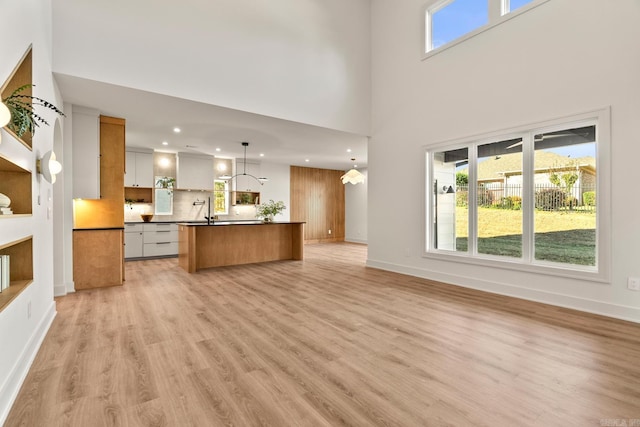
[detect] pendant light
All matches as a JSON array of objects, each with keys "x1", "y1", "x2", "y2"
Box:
[
  {"x1": 220, "y1": 142, "x2": 268, "y2": 184},
  {"x1": 341, "y1": 158, "x2": 365, "y2": 185}
]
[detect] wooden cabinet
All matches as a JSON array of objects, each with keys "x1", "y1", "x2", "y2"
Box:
[
  {"x1": 125, "y1": 149, "x2": 154, "y2": 187},
  {"x1": 73, "y1": 229, "x2": 124, "y2": 289},
  {"x1": 72, "y1": 116, "x2": 126, "y2": 289},
  {"x1": 124, "y1": 223, "x2": 144, "y2": 258},
  {"x1": 176, "y1": 153, "x2": 214, "y2": 190},
  {"x1": 73, "y1": 116, "x2": 125, "y2": 229},
  {"x1": 235, "y1": 161, "x2": 261, "y2": 191},
  {"x1": 72, "y1": 106, "x2": 101, "y2": 199}
]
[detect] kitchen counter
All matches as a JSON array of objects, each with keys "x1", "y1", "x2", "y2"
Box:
[{"x1": 178, "y1": 221, "x2": 304, "y2": 273}]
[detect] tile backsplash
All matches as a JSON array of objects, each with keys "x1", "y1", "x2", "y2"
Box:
[{"x1": 124, "y1": 189, "x2": 258, "y2": 222}]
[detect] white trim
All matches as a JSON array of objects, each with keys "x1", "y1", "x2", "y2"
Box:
[
  {"x1": 0, "y1": 301, "x2": 56, "y2": 426},
  {"x1": 423, "y1": 0, "x2": 552, "y2": 60},
  {"x1": 365, "y1": 259, "x2": 640, "y2": 323},
  {"x1": 423, "y1": 107, "x2": 611, "y2": 283}
]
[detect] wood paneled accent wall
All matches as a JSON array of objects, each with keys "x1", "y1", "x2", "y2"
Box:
[
  {"x1": 73, "y1": 116, "x2": 125, "y2": 228},
  {"x1": 290, "y1": 166, "x2": 345, "y2": 243}
]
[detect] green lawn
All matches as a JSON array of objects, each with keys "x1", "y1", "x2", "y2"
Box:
[{"x1": 454, "y1": 207, "x2": 596, "y2": 265}]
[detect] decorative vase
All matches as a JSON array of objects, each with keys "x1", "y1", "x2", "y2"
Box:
[
  {"x1": 263, "y1": 215, "x2": 274, "y2": 223},
  {"x1": 0, "y1": 193, "x2": 10, "y2": 208}
]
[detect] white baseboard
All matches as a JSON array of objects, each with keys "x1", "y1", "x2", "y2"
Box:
[
  {"x1": 366, "y1": 259, "x2": 640, "y2": 324},
  {"x1": 0, "y1": 301, "x2": 57, "y2": 426},
  {"x1": 53, "y1": 283, "x2": 67, "y2": 297},
  {"x1": 345, "y1": 237, "x2": 368, "y2": 244}
]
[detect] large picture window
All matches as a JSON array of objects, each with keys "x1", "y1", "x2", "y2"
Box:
[{"x1": 426, "y1": 111, "x2": 610, "y2": 281}]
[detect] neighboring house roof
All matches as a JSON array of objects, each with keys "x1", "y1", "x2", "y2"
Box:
[{"x1": 461, "y1": 152, "x2": 596, "y2": 181}]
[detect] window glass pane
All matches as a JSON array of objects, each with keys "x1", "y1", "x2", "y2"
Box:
[
  {"x1": 476, "y1": 138, "x2": 523, "y2": 258},
  {"x1": 431, "y1": 0, "x2": 488, "y2": 50},
  {"x1": 433, "y1": 148, "x2": 468, "y2": 252},
  {"x1": 214, "y1": 180, "x2": 228, "y2": 215},
  {"x1": 534, "y1": 126, "x2": 597, "y2": 266},
  {"x1": 508, "y1": 0, "x2": 535, "y2": 13}
]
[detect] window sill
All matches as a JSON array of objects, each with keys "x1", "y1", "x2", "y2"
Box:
[{"x1": 422, "y1": 250, "x2": 609, "y2": 284}]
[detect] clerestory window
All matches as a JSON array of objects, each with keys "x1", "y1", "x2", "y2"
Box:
[{"x1": 424, "y1": 0, "x2": 550, "y2": 56}]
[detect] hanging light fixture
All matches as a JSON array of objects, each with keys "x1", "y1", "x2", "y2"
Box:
[
  {"x1": 341, "y1": 158, "x2": 365, "y2": 185},
  {"x1": 220, "y1": 142, "x2": 268, "y2": 184}
]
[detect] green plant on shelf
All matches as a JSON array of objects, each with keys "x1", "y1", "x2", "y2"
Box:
[{"x1": 2, "y1": 84, "x2": 65, "y2": 137}]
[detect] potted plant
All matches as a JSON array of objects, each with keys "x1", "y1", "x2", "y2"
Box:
[
  {"x1": 2, "y1": 84, "x2": 64, "y2": 137},
  {"x1": 155, "y1": 176, "x2": 176, "y2": 195},
  {"x1": 256, "y1": 199, "x2": 286, "y2": 223}
]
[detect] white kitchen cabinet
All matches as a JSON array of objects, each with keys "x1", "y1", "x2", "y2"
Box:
[
  {"x1": 143, "y1": 223, "x2": 179, "y2": 257},
  {"x1": 235, "y1": 161, "x2": 261, "y2": 192},
  {"x1": 125, "y1": 149, "x2": 154, "y2": 187},
  {"x1": 72, "y1": 106, "x2": 101, "y2": 199},
  {"x1": 124, "y1": 223, "x2": 144, "y2": 258},
  {"x1": 177, "y1": 153, "x2": 214, "y2": 190}
]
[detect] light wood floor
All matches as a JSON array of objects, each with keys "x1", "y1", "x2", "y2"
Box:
[{"x1": 6, "y1": 243, "x2": 640, "y2": 426}]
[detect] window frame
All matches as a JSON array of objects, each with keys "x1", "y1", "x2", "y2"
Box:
[
  {"x1": 424, "y1": 108, "x2": 611, "y2": 283},
  {"x1": 423, "y1": 0, "x2": 551, "y2": 59},
  {"x1": 213, "y1": 179, "x2": 229, "y2": 215}
]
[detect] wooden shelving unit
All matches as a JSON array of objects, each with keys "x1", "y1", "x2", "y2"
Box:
[
  {"x1": 0, "y1": 154, "x2": 32, "y2": 217},
  {"x1": 0, "y1": 46, "x2": 33, "y2": 150},
  {"x1": 0, "y1": 46, "x2": 35, "y2": 313},
  {"x1": 0, "y1": 236, "x2": 34, "y2": 313},
  {"x1": 231, "y1": 191, "x2": 260, "y2": 206},
  {"x1": 125, "y1": 186, "x2": 153, "y2": 204}
]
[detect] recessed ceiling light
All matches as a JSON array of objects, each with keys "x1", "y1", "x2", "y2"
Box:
[
  {"x1": 162, "y1": 141, "x2": 169, "y2": 146},
  {"x1": 215, "y1": 148, "x2": 221, "y2": 152},
  {"x1": 354, "y1": 164, "x2": 358, "y2": 168},
  {"x1": 347, "y1": 148, "x2": 352, "y2": 153},
  {"x1": 173, "y1": 127, "x2": 181, "y2": 133},
  {"x1": 259, "y1": 153, "x2": 265, "y2": 157},
  {"x1": 305, "y1": 159, "x2": 310, "y2": 162}
]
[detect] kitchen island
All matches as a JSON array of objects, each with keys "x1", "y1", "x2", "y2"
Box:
[{"x1": 178, "y1": 221, "x2": 304, "y2": 273}]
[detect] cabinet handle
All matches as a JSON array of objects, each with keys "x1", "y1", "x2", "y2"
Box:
[
  {"x1": 156, "y1": 242, "x2": 171, "y2": 245},
  {"x1": 156, "y1": 230, "x2": 171, "y2": 233}
]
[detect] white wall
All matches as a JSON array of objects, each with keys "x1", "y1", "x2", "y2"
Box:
[
  {"x1": 51, "y1": 0, "x2": 372, "y2": 136},
  {"x1": 369, "y1": 0, "x2": 640, "y2": 321},
  {"x1": 0, "y1": 0, "x2": 59, "y2": 422},
  {"x1": 259, "y1": 162, "x2": 291, "y2": 222},
  {"x1": 345, "y1": 168, "x2": 367, "y2": 243}
]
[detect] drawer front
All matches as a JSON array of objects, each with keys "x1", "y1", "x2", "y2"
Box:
[
  {"x1": 143, "y1": 230, "x2": 179, "y2": 243},
  {"x1": 124, "y1": 223, "x2": 144, "y2": 232},
  {"x1": 143, "y1": 242, "x2": 178, "y2": 257},
  {"x1": 143, "y1": 223, "x2": 178, "y2": 232}
]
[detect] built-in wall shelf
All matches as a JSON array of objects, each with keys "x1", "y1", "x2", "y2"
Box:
[
  {"x1": 0, "y1": 154, "x2": 32, "y2": 216},
  {"x1": 0, "y1": 236, "x2": 34, "y2": 313},
  {"x1": 232, "y1": 191, "x2": 259, "y2": 206},
  {"x1": 125, "y1": 186, "x2": 153, "y2": 204},
  {"x1": 0, "y1": 46, "x2": 33, "y2": 150}
]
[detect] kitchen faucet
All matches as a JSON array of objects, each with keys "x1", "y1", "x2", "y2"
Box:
[{"x1": 204, "y1": 196, "x2": 214, "y2": 225}]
